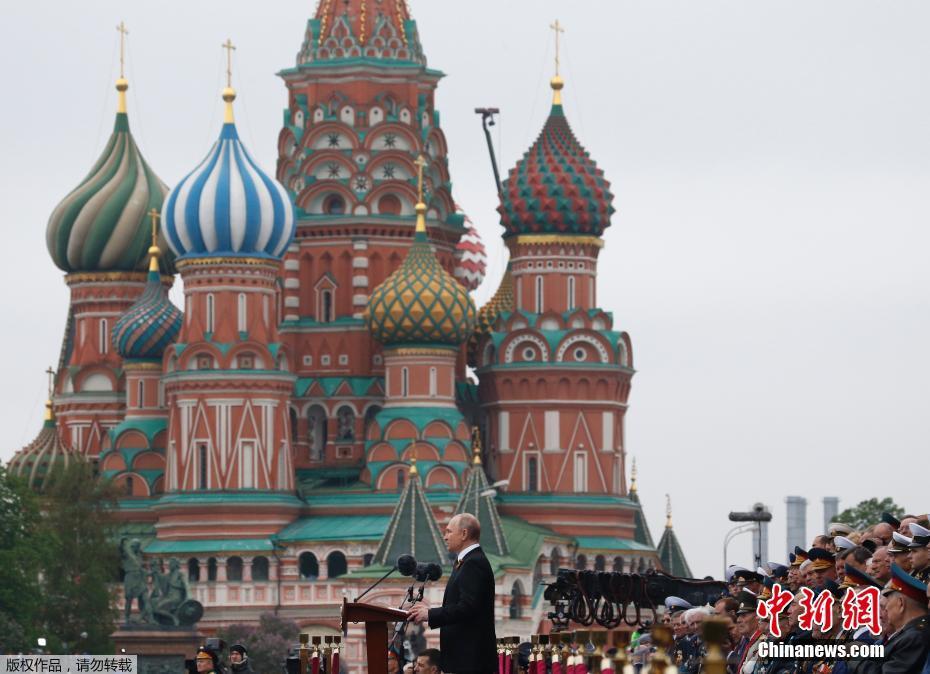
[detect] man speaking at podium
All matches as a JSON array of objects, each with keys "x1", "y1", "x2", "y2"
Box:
[{"x1": 409, "y1": 513, "x2": 497, "y2": 674}]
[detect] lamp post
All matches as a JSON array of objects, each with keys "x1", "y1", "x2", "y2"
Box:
[
  {"x1": 723, "y1": 523, "x2": 757, "y2": 577},
  {"x1": 728, "y1": 505, "x2": 773, "y2": 571}
]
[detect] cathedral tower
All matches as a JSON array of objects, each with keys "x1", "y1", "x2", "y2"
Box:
[
  {"x1": 476, "y1": 69, "x2": 636, "y2": 542},
  {"x1": 158, "y1": 58, "x2": 300, "y2": 539},
  {"x1": 275, "y1": 0, "x2": 479, "y2": 475},
  {"x1": 45, "y1": 51, "x2": 172, "y2": 459}
]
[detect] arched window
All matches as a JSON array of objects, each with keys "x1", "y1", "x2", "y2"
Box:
[
  {"x1": 299, "y1": 552, "x2": 319, "y2": 581},
  {"x1": 321, "y1": 290, "x2": 333, "y2": 323},
  {"x1": 207, "y1": 557, "x2": 218, "y2": 582},
  {"x1": 509, "y1": 581, "x2": 524, "y2": 619},
  {"x1": 401, "y1": 367, "x2": 409, "y2": 397},
  {"x1": 198, "y1": 443, "x2": 208, "y2": 490},
  {"x1": 613, "y1": 556, "x2": 624, "y2": 573},
  {"x1": 137, "y1": 380, "x2": 145, "y2": 409},
  {"x1": 324, "y1": 195, "x2": 346, "y2": 215},
  {"x1": 289, "y1": 408, "x2": 299, "y2": 442},
  {"x1": 327, "y1": 551, "x2": 348, "y2": 578},
  {"x1": 363, "y1": 405, "x2": 382, "y2": 438},
  {"x1": 549, "y1": 548, "x2": 562, "y2": 576},
  {"x1": 527, "y1": 456, "x2": 539, "y2": 492},
  {"x1": 535, "y1": 276, "x2": 544, "y2": 313},
  {"x1": 397, "y1": 467, "x2": 405, "y2": 491},
  {"x1": 99, "y1": 319, "x2": 109, "y2": 354},
  {"x1": 206, "y1": 294, "x2": 215, "y2": 333},
  {"x1": 336, "y1": 406, "x2": 355, "y2": 441},
  {"x1": 187, "y1": 558, "x2": 200, "y2": 582},
  {"x1": 568, "y1": 276, "x2": 576, "y2": 311},
  {"x1": 575, "y1": 554, "x2": 587, "y2": 571},
  {"x1": 595, "y1": 554, "x2": 606, "y2": 571},
  {"x1": 252, "y1": 556, "x2": 270, "y2": 581},
  {"x1": 363, "y1": 553, "x2": 374, "y2": 567},
  {"x1": 533, "y1": 556, "x2": 544, "y2": 588},
  {"x1": 125, "y1": 476, "x2": 134, "y2": 496},
  {"x1": 308, "y1": 406, "x2": 328, "y2": 459},
  {"x1": 378, "y1": 194, "x2": 401, "y2": 215},
  {"x1": 238, "y1": 293, "x2": 247, "y2": 332},
  {"x1": 227, "y1": 556, "x2": 243, "y2": 581}
]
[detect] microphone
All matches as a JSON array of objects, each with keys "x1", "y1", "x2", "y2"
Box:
[
  {"x1": 397, "y1": 554, "x2": 417, "y2": 577},
  {"x1": 426, "y1": 563, "x2": 442, "y2": 582},
  {"x1": 355, "y1": 555, "x2": 418, "y2": 602}
]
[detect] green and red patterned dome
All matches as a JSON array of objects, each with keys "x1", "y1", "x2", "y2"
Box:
[
  {"x1": 46, "y1": 79, "x2": 171, "y2": 273},
  {"x1": 366, "y1": 204, "x2": 476, "y2": 347},
  {"x1": 498, "y1": 78, "x2": 615, "y2": 239}
]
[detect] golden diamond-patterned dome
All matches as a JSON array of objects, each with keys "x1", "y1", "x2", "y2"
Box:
[
  {"x1": 467, "y1": 266, "x2": 514, "y2": 366},
  {"x1": 366, "y1": 205, "x2": 476, "y2": 347}
]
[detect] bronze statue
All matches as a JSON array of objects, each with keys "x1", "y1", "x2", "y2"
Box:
[{"x1": 120, "y1": 538, "x2": 153, "y2": 624}]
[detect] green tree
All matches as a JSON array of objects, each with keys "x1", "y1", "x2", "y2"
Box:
[
  {"x1": 0, "y1": 466, "x2": 44, "y2": 652},
  {"x1": 833, "y1": 497, "x2": 905, "y2": 531},
  {"x1": 38, "y1": 461, "x2": 119, "y2": 653},
  {"x1": 218, "y1": 613, "x2": 300, "y2": 674}
]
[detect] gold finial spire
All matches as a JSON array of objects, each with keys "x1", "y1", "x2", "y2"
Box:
[
  {"x1": 116, "y1": 21, "x2": 130, "y2": 113},
  {"x1": 222, "y1": 38, "x2": 237, "y2": 124},
  {"x1": 147, "y1": 209, "x2": 161, "y2": 273},
  {"x1": 471, "y1": 426, "x2": 482, "y2": 466},
  {"x1": 408, "y1": 442, "x2": 419, "y2": 475},
  {"x1": 665, "y1": 493, "x2": 673, "y2": 528},
  {"x1": 629, "y1": 456, "x2": 637, "y2": 494},
  {"x1": 44, "y1": 366, "x2": 55, "y2": 421},
  {"x1": 549, "y1": 19, "x2": 565, "y2": 106},
  {"x1": 414, "y1": 154, "x2": 428, "y2": 234}
]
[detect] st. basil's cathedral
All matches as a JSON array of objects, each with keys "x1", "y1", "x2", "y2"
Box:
[{"x1": 7, "y1": 0, "x2": 691, "y2": 664}]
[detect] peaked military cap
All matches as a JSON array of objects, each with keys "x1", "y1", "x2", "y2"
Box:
[
  {"x1": 808, "y1": 548, "x2": 836, "y2": 570},
  {"x1": 841, "y1": 563, "x2": 882, "y2": 590},
  {"x1": 908, "y1": 523, "x2": 930, "y2": 547},
  {"x1": 834, "y1": 536, "x2": 856, "y2": 552},
  {"x1": 881, "y1": 512, "x2": 902, "y2": 528},
  {"x1": 890, "y1": 532, "x2": 913, "y2": 554},
  {"x1": 883, "y1": 563, "x2": 928, "y2": 605}
]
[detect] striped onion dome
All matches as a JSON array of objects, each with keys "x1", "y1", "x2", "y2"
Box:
[
  {"x1": 112, "y1": 246, "x2": 182, "y2": 360},
  {"x1": 498, "y1": 77, "x2": 614, "y2": 239},
  {"x1": 467, "y1": 265, "x2": 514, "y2": 366},
  {"x1": 163, "y1": 88, "x2": 296, "y2": 261},
  {"x1": 7, "y1": 402, "x2": 75, "y2": 491},
  {"x1": 46, "y1": 83, "x2": 170, "y2": 273},
  {"x1": 452, "y1": 209, "x2": 487, "y2": 292},
  {"x1": 366, "y1": 203, "x2": 476, "y2": 347}
]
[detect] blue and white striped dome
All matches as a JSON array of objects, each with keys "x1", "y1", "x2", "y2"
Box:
[{"x1": 164, "y1": 118, "x2": 296, "y2": 260}]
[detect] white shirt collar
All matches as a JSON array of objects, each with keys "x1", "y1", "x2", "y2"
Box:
[{"x1": 458, "y1": 543, "x2": 480, "y2": 561}]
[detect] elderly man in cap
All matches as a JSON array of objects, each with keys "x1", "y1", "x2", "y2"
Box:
[
  {"x1": 734, "y1": 590, "x2": 762, "y2": 674},
  {"x1": 808, "y1": 548, "x2": 838, "y2": 586},
  {"x1": 863, "y1": 564, "x2": 930, "y2": 674},
  {"x1": 907, "y1": 523, "x2": 930, "y2": 584},
  {"x1": 893, "y1": 533, "x2": 916, "y2": 574}
]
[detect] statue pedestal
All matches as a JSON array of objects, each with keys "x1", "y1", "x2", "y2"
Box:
[{"x1": 112, "y1": 627, "x2": 204, "y2": 674}]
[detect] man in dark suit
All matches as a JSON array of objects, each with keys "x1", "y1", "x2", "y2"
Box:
[{"x1": 409, "y1": 513, "x2": 497, "y2": 674}]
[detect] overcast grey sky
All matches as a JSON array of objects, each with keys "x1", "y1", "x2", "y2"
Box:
[{"x1": 1, "y1": 1, "x2": 928, "y2": 580}]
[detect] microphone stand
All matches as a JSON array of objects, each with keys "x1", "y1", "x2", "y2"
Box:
[{"x1": 354, "y1": 566, "x2": 398, "y2": 602}]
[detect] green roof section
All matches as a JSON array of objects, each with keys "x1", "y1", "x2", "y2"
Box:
[
  {"x1": 374, "y1": 463, "x2": 447, "y2": 566},
  {"x1": 294, "y1": 376, "x2": 382, "y2": 398},
  {"x1": 277, "y1": 515, "x2": 391, "y2": 543},
  {"x1": 628, "y1": 488, "x2": 656, "y2": 549},
  {"x1": 656, "y1": 497, "x2": 692, "y2": 577},
  {"x1": 496, "y1": 493, "x2": 638, "y2": 507},
  {"x1": 575, "y1": 536, "x2": 655, "y2": 552},
  {"x1": 154, "y1": 491, "x2": 304, "y2": 507},
  {"x1": 145, "y1": 539, "x2": 275, "y2": 554},
  {"x1": 454, "y1": 450, "x2": 508, "y2": 556}
]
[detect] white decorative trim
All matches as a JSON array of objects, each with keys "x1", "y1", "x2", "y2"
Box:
[
  {"x1": 352, "y1": 275, "x2": 368, "y2": 287},
  {"x1": 284, "y1": 278, "x2": 300, "y2": 289},
  {"x1": 504, "y1": 335, "x2": 549, "y2": 364},
  {"x1": 284, "y1": 260, "x2": 300, "y2": 271},
  {"x1": 556, "y1": 335, "x2": 609, "y2": 364},
  {"x1": 284, "y1": 297, "x2": 300, "y2": 308},
  {"x1": 352, "y1": 257, "x2": 369, "y2": 268}
]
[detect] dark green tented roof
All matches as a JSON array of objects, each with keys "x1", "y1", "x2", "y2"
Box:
[
  {"x1": 628, "y1": 490, "x2": 656, "y2": 548},
  {"x1": 374, "y1": 465, "x2": 448, "y2": 566},
  {"x1": 657, "y1": 524, "x2": 692, "y2": 578},
  {"x1": 454, "y1": 462, "x2": 508, "y2": 556}
]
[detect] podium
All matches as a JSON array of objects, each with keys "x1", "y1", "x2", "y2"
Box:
[{"x1": 341, "y1": 598, "x2": 410, "y2": 674}]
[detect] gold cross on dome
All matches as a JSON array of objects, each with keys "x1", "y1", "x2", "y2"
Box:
[
  {"x1": 45, "y1": 366, "x2": 55, "y2": 397},
  {"x1": 149, "y1": 208, "x2": 160, "y2": 246},
  {"x1": 222, "y1": 38, "x2": 236, "y2": 88},
  {"x1": 116, "y1": 21, "x2": 129, "y2": 78},
  {"x1": 414, "y1": 154, "x2": 428, "y2": 203},
  {"x1": 550, "y1": 19, "x2": 565, "y2": 76}
]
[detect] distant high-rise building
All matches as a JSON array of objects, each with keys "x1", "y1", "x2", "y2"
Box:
[
  {"x1": 823, "y1": 497, "x2": 840, "y2": 532},
  {"x1": 786, "y1": 496, "x2": 808, "y2": 556}
]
